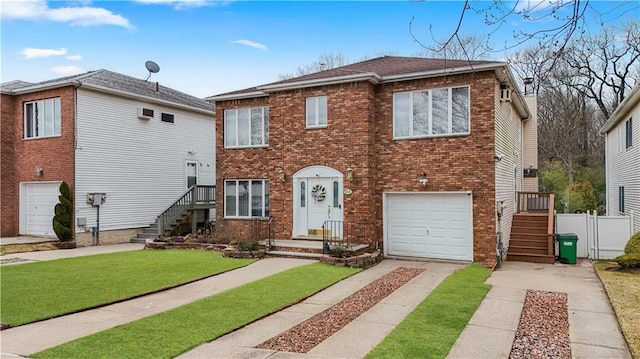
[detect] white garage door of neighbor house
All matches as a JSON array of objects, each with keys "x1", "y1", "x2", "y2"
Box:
[
  {"x1": 23, "y1": 182, "x2": 61, "y2": 236},
  {"x1": 385, "y1": 192, "x2": 473, "y2": 261}
]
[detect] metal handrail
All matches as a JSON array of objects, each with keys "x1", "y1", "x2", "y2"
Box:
[{"x1": 157, "y1": 185, "x2": 216, "y2": 236}]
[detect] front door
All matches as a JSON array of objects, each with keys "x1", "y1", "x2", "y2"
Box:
[
  {"x1": 293, "y1": 166, "x2": 344, "y2": 237},
  {"x1": 186, "y1": 161, "x2": 197, "y2": 189}
]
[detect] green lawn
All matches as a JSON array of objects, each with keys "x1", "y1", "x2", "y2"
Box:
[
  {"x1": 366, "y1": 264, "x2": 492, "y2": 359},
  {"x1": 33, "y1": 263, "x2": 360, "y2": 359},
  {"x1": 1, "y1": 250, "x2": 255, "y2": 326}
]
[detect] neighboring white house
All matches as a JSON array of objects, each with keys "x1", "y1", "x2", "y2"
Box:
[
  {"x1": 1, "y1": 70, "x2": 215, "y2": 245},
  {"x1": 599, "y1": 83, "x2": 640, "y2": 235}
]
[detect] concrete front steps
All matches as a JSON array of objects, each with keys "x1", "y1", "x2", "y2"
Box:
[
  {"x1": 264, "y1": 238, "x2": 369, "y2": 260},
  {"x1": 507, "y1": 212, "x2": 555, "y2": 264},
  {"x1": 131, "y1": 224, "x2": 158, "y2": 244}
]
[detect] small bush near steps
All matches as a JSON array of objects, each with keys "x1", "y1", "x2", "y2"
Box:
[{"x1": 615, "y1": 232, "x2": 640, "y2": 269}]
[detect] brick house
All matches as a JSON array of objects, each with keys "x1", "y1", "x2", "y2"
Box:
[
  {"x1": 1, "y1": 70, "x2": 215, "y2": 245},
  {"x1": 207, "y1": 56, "x2": 541, "y2": 266}
]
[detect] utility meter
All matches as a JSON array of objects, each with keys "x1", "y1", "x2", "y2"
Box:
[{"x1": 86, "y1": 193, "x2": 107, "y2": 206}]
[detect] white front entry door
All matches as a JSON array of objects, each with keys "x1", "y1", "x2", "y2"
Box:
[{"x1": 293, "y1": 166, "x2": 343, "y2": 237}]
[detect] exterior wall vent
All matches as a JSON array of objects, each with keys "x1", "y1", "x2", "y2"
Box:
[
  {"x1": 500, "y1": 83, "x2": 512, "y2": 103},
  {"x1": 137, "y1": 107, "x2": 154, "y2": 120}
]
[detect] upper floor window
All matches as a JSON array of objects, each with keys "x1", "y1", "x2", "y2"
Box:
[
  {"x1": 306, "y1": 96, "x2": 327, "y2": 128},
  {"x1": 224, "y1": 107, "x2": 269, "y2": 148},
  {"x1": 161, "y1": 112, "x2": 175, "y2": 123},
  {"x1": 24, "y1": 97, "x2": 61, "y2": 139},
  {"x1": 393, "y1": 86, "x2": 470, "y2": 139},
  {"x1": 626, "y1": 117, "x2": 633, "y2": 149}
]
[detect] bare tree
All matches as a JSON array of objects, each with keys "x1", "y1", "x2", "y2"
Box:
[
  {"x1": 415, "y1": 34, "x2": 492, "y2": 60},
  {"x1": 557, "y1": 20, "x2": 640, "y2": 119},
  {"x1": 411, "y1": 0, "x2": 638, "y2": 62},
  {"x1": 278, "y1": 53, "x2": 351, "y2": 80}
]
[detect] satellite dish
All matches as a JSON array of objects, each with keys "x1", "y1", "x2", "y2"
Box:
[{"x1": 144, "y1": 60, "x2": 160, "y2": 81}]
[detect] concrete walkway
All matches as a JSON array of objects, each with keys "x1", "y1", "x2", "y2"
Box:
[
  {"x1": 447, "y1": 260, "x2": 632, "y2": 359},
  {"x1": 177, "y1": 260, "x2": 464, "y2": 359},
  {"x1": 1, "y1": 243, "x2": 144, "y2": 265},
  {"x1": 0, "y1": 256, "x2": 315, "y2": 358},
  {"x1": 0, "y1": 243, "x2": 632, "y2": 359},
  {"x1": 0, "y1": 236, "x2": 57, "y2": 246}
]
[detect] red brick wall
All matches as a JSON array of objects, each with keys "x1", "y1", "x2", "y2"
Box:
[
  {"x1": 215, "y1": 72, "x2": 498, "y2": 266},
  {"x1": 0, "y1": 87, "x2": 76, "y2": 237},
  {"x1": 1, "y1": 94, "x2": 17, "y2": 236}
]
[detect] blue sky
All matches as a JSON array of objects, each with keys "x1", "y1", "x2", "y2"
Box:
[{"x1": 1, "y1": 1, "x2": 638, "y2": 98}]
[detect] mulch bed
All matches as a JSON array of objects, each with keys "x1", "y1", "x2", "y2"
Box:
[
  {"x1": 257, "y1": 267, "x2": 425, "y2": 353},
  {"x1": 509, "y1": 289, "x2": 571, "y2": 359}
]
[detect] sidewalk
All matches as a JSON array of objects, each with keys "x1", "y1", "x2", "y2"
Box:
[
  {"x1": 447, "y1": 260, "x2": 632, "y2": 359},
  {"x1": 1, "y1": 243, "x2": 144, "y2": 265}
]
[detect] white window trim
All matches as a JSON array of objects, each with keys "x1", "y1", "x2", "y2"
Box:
[
  {"x1": 306, "y1": 96, "x2": 328, "y2": 129},
  {"x1": 393, "y1": 86, "x2": 470, "y2": 140},
  {"x1": 224, "y1": 107, "x2": 269, "y2": 149},
  {"x1": 24, "y1": 97, "x2": 62, "y2": 139},
  {"x1": 224, "y1": 179, "x2": 269, "y2": 218}
]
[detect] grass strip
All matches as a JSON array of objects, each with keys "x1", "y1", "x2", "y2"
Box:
[
  {"x1": 1, "y1": 250, "x2": 255, "y2": 326},
  {"x1": 33, "y1": 263, "x2": 360, "y2": 359},
  {"x1": 594, "y1": 261, "x2": 640, "y2": 359},
  {"x1": 366, "y1": 264, "x2": 492, "y2": 359}
]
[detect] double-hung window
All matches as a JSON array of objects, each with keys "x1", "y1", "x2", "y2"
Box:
[
  {"x1": 24, "y1": 97, "x2": 61, "y2": 139},
  {"x1": 626, "y1": 118, "x2": 633, "y2": 149},
  {"x1": 224, "y1": 179, "x2": 270, "y2": 218},
  {"x1": 306, "y1": 96, "x2": 327, "y2": 128},
  {"x1": 224, "y1": 107, "x2": 269, "y2": 148},
  {"x1": 393, "y1": 86, "x2": 470, "y2": 139}
]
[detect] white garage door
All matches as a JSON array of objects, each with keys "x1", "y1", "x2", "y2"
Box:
[
  {"x1": 22, "y1": 182, "x2": 61, "y2": 236},
  {"x1": 385, "y1": 192, "x2": 473, "y2": 261}
]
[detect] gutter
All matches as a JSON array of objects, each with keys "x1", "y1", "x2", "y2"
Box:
[{"x1": 599, "y1": 84, "x2": 640, "y2": 134}]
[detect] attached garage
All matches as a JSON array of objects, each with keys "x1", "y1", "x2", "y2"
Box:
[
  {"x1": 20, "y1": 182, "x2": 61, "y2": 236},
  {"x1": 384, "y1": 192, "x2": 473, "y2": 261}
]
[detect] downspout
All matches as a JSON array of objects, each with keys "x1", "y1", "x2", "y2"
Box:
[{"x1": 73, "y1": 81, "x2": 82, "y2": 241}]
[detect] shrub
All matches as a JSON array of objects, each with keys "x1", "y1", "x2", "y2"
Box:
[
  {"x1": 52, "y1": 181, "x2": 73, "y2": 242},
  {"x1": 623, "y1": 232, "x2": 640, "y2": 255},
  {"x1": 236, "y1": 240, "x2": 259, "y2": 252},
  {"x1": 615, "y1": 232, "x2": 640, "y2": 268}
]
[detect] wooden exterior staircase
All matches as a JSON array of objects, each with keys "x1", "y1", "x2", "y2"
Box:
[
  {"x1": 132, "y1": 185, "x2": 215, "y2": 243},
  {"x1": 507, "y1": 192, "x2": 556, "y2": 264}
]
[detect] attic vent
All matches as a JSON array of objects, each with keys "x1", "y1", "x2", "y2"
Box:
[
  {"x1": 500, "y1": 83, "x2": 512, "y2": 103},
  {"x1": 138, "y1": 107, "x2": 154, "y2": 120}
]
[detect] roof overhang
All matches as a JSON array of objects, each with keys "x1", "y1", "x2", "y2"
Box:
[
  {"x1": 207, "y1": 62, "x2": 530, "y2": 119},
  {"x1": 3, "y1": 80, "x2": 214, "y2": 116},
  {"x1": 79, "y1": 83, "x2": 214, "y2": 116},
  {"x1": 599, "y1": 84, "x2": 640, "y2": 135}
]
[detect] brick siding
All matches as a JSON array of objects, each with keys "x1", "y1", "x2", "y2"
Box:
[
  {"x1": 0, "y1": 87, "x2": 76, "y2": 237},
  {"x1": 215, "y1": 72, "x2": 500, "y2": 266}
]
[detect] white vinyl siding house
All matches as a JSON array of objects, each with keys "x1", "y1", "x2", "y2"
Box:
[
  {"x1": 600, "y1": 84, "x2": 640, "y2": 234},
  {"x1": 74, "y1": 88, "x2": 215, "y2": 233},
  {"x1": 494, "y1": 83, "x2": 527, "y2": 250}
]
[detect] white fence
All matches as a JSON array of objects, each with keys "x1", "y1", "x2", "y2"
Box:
[{"x1": 555, "y1": 211, "x2": 635, "y2": 259}]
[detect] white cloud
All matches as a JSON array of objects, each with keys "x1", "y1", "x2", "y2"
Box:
[
  {"x1": 51, "y1": 65, "x2": 85, "y2": 75},
  {"x1": 20, "y1": 47, "x2": 68, "y2": 59},
  {"x1": 0, "y1": 0, "x2": 132, "y2": 28},
  {"x1": 231, "y1": 39, "x2": 268, "y2": 51},
  {"x1": 66, "y1": 54, "x2": 83, "y2": 60},
  {"x1": 133, "y1": 0, "x2": 210, "y2": 9}
]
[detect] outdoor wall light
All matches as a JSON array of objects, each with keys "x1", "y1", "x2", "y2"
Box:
[
  {"x1": 187, "y1": 150, "x2": 196, "y2": 155},
  {"x1": 34, "y1": 166, "x2": 43, "y2": 176},
  {"x1": 346, "y1": 167, "x2": 354, "y2": 181},
  {"x1": 278, "y1": 169, "x2": 285, "y2": 182},
  {"x1": 418, "y1": 172, "x2": 428, "y2": 187}
]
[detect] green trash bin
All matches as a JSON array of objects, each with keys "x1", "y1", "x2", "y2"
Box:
[{"x1": 556, "y1": 233, "x2": 579, "y2": 264}]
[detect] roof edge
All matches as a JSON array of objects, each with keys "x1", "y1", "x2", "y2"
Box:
[
  {"x1": 79, "y1": 83, "x2": 214, "y2": 115},
  {"x1": 599, "y1": 84, "x2": 640, "y2": 134},
  {"x1": 206, "y1": 91, "x2": 268, "y2": 102}
]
